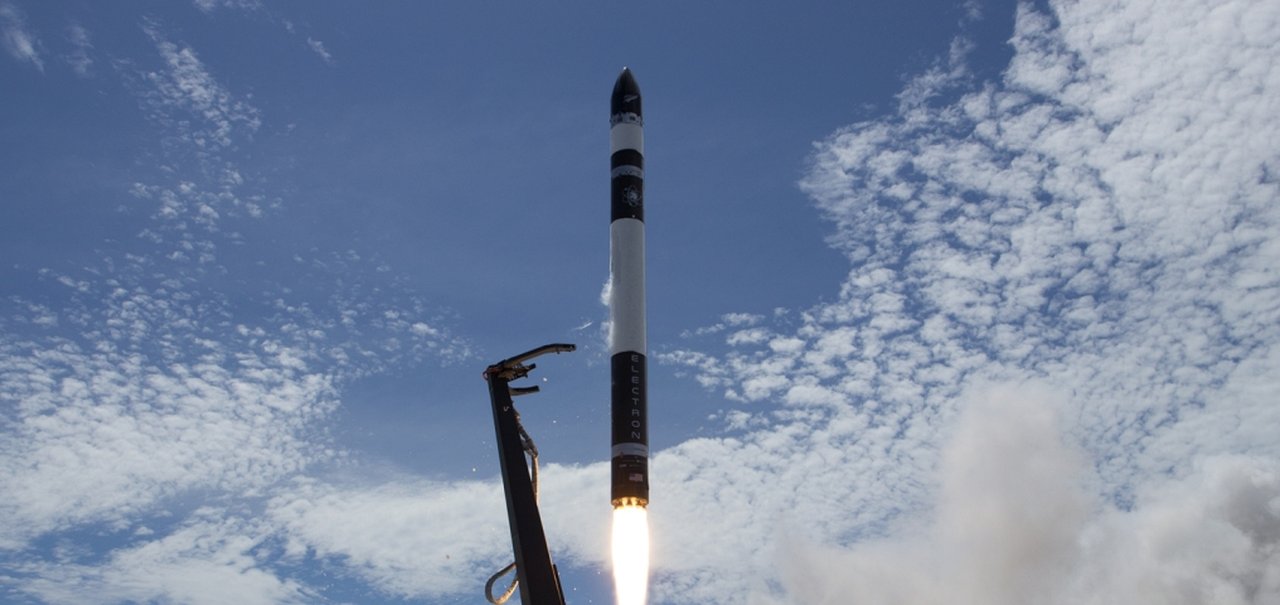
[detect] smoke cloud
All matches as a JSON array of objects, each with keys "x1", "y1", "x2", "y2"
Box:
[{"x1": 765, "y1": 383, "x2": 1280, "y2": 605}]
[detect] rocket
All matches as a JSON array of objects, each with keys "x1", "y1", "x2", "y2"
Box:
[{"x1": 610, "y1": 67, "x2": 648, "y2": 509}]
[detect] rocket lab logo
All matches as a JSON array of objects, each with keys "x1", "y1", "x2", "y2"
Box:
[
  {"x1": 624, "y1": 94, "x2": 639, "y2": 104},
  {"x1": 623, "y1": 185, "x2": 642, "y2": 207}
]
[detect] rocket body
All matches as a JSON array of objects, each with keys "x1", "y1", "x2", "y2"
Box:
[{"x1": 610, "y1": 68, "x2": 648, "y2": 509}]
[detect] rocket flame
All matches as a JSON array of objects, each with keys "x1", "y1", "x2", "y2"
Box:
[{"x1": 611, "y1": 505, "x2": 650, "y2": 605}]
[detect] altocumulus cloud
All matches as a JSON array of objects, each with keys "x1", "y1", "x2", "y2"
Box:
[
  {"x1": 655, "y1": 0, "x2": 1280, "y2": 602},
  {"x1": 1, "y1": 16, "x2": 468, "y2": 603},
  {"x1": 0, "y1": 311, "x2": 338, "y2": 548}
]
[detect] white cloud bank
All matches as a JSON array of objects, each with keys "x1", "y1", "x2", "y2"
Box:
[
  {"x1": 0, "y1": 316, "x2": 337, "y2": 548},
  {"x1": 12, "y1": 510, "x2": 312, "y2": 605}
]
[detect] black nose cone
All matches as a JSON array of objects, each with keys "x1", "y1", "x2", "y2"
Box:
[{"x1": 611, "y1": 67, "x2": 642, "y2": 117}]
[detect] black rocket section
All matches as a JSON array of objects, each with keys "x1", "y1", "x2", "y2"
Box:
[
  {"x1": 611, "y1": 149, "x2": 645, "y2": 222},
  {"x1": 611, "y1": 69, "x2": 644, "y2": 223},
  {"x1": 610, "y1": 67, "x2": 649, "y2": 508},
  {"x1": 611, "y1": 68, "x2": 641, "y2": 116},
  {"x1": 610, "y1": 352, "x2": 648, "y2": 504}
]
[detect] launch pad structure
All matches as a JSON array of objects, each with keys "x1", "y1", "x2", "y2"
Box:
[{"x1": 482, "y1": 343, "x2": 575, "y2": 605}]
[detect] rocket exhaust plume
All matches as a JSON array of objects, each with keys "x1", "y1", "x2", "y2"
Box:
[
  {"x1": 610, "y1": 67, "x2": 649, "y2": 605},
  {"x1": 612, "y1": 505, "x2": 650, "y2": 605}
]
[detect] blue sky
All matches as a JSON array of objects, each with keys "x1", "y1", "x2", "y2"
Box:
[{"x1": 2, "y1": 1, "x2": 1279, "y2": 604}]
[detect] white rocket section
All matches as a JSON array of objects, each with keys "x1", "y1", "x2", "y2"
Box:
[
  {"x1": 609, "y1": 219, "x2": 646, "y2": 356},
  {"x1": 610, "y1": 123, "x2": 644, "y2": 155}
]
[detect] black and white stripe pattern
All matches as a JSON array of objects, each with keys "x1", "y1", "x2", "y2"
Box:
[{"x1": 610, "y1": 68, "x2": 648, "y2": 508}]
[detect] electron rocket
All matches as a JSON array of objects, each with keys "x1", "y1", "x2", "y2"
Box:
[{"x1": 610, "y1": 67, "x2": 648, "y2": 509}]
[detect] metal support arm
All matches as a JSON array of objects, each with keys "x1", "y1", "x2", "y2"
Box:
[{"x1": 483, "y1": 343, "x2": 574, "y2": 605}]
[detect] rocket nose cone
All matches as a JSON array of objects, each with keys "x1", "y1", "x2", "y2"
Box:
[{"x1": 611, "y1": 68, "x2": 641, "y2": 116}]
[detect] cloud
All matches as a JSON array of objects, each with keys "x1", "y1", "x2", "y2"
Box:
[
  {"x1": 769, "y1": 383, "x2": 1089, "y2": 605},
  {"x1": 670, "y1": 0, "x2": 1279, "y2": 487},
  {"x1": 1074, "y1": 457, "x2": 1280, "y2": 604},
  {"x1": 2, "y1": 18, "x2": 302, "y2": 559},
  {"x1": 64, "y1": 23, "x2": 92, "y2": 76},
  {"x1": 679, "y1": 312, "x2": 766, "y2": 338},
  {"x1": 137, "y1": 25, "x2": 262, "y2": 152},
  {"x1": 1, "y1": 238, "x2": 471, "y2": 600},
  {"x1": 0, "y1": 21, "x2": 468, "y2": 601},
  {"x1": 306, "y1": 37, "x2": 333, "y2": 64},
  {"x1": 656, "y1": 0, "x2": 1280, "y2": 599},
  {"x1": 266, "y1": 477, "x2": 509, "y2": 597},
  {"x1": 192, "y1": 0, "x2": 263, "y2": 14},
  {"x1": 113, "y1": 25, "x2": 267, "y2": 251},
  {"x1": 10, "y1": 510, "x2": 312, "y2": 605},
  {"x1": 0, "y1": 1, "x2": 43, "y2": 70},
  {"x1": 766, "y1": 384, "x2": 1280, "y2": 605},
  {"x1": 0, "y1": 286, "x2": 340, "y2": 548},
  {"x1": 262, "y1": 460, "x2": 610, "y2": 600},
  {"x1": 0, "y1": 5, "x2": 474, "y2": 603}
]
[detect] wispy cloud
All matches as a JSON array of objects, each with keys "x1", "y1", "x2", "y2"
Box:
[
  {"x1": 0, "y1": 1, "x2": 43, "y2": 70},
  {"x1": 138, "y1": 24, "x2": 262, "y2": 152},
  {"x1": 306, "y1": 37, "x2": 333, "y2": 64},
  {"x1": 192, "y1": 0, "x2": 263, "y2": 15},
  {"x1": 191, "y1": 0, "x2": 332, "y2": 67},
  {"x1": 64, "y1": 22, "x2": 92, "y2": 76},
  {"x1": 120, "y1": 22, "x2": 267, "y2": 263}
]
